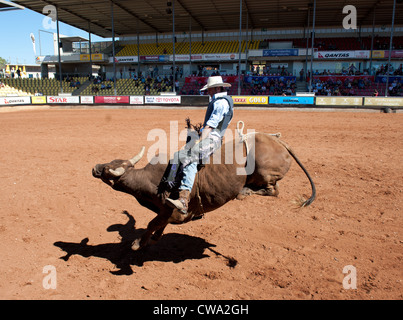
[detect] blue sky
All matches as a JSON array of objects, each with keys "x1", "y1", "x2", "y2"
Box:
[{"x1": 0, "y1": 5, "x2": 106, "y2": 66}]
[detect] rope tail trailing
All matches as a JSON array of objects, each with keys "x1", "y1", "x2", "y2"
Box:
[{"x1": 276, "y1": 139, "x2": 316, "y2": 207}]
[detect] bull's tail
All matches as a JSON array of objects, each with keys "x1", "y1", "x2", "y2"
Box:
[{"x1": 276, "y1": 139, "x2": 316, "y2": 207}]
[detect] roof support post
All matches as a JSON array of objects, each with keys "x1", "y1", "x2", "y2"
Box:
[
  {"x1": 189, "y1": 15, "x2": 192, "y2": 76},
  {"x1": 309, "y1": 0, "x2": 316, "y2": 93},
  {"x1": 88, "y1": 20, "x2": 92, "y2": 80},
  {"x1": 385, "y1": 0, "x2": 396, "y2": 97},
  {"x1": 237, "y1": 0, "x2": 242, "y2": 95},
  {"x1": 304, "y1": 8, "x2": 310, "y2": 83},
  {"x1": 172, "y1": 0, "x2": 176, "y2": 93},
  {"x1": 369, "y1": 9, "x2": 375, "y2": 76},
  {"x1": 111, "y1": 0, "x2": 117, "y2": 95},
  {"x1": 56, "y1": 6, "x2": 63, "y2": 93}
]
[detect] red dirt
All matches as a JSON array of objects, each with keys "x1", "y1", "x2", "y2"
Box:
[{"x1": 0, "y1": 107, "x2": 402, "y2": 300}]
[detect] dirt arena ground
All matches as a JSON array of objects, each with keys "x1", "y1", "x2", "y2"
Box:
[{"x1": 0, "y1": 106, "x2": 402, "y2": 300}]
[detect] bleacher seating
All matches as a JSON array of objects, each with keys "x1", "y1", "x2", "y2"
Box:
[
  {"x1": 117, "y1": 40, "x2": 260, "y2": 56},
  {"x1": 0, "y1": 77, "x2": 87, "y2": 96},
  {"x1": 81, "y1": 77, "x2": 172, "y2": 96}
]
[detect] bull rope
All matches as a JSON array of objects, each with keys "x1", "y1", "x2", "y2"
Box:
[
  {"x1": 236, "y1": 120, "x2": 282, "y2": 158},
  {"x1": 236, "y1": 121, "x2": 250, "y2": 156}
]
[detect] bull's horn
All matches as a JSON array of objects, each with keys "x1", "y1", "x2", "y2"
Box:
[
  {"x1": 109, "y1": 167, "x2": 125, "y2": 177},
  {"x1": 129, "y1": 146, "x2": 145, "y2": 165}
]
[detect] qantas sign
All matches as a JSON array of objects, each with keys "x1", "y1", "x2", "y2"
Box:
[{"x1": 316, "y1": 51, "x2": 355, "y2": 59}]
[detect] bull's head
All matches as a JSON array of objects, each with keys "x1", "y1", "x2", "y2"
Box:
[{"x1": 92, "y1": 146, "x2": 145, "y2": 187}]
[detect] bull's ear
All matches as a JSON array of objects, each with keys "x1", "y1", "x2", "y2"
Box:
[
  {"x1": 109, "y1": 167, "x2": 125, "y2": 177},
  {"x1": 129, "y1": 146, "x2": 145, "y2": 166}
]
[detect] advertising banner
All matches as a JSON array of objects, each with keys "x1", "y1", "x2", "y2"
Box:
[
  {"x1": 47, "y1": 96, "x2": 80, "y2": 104},
  {"x1": 173, "y1": 54, "x2": 203, "y2": 61},
  {"x1": 80, "y1": 96, "x2": 94, "y2": 104},
  {"x1": 232, "y1": 96, "x2": 268, "y2": 105},
  {"x1": 263, "y1": 49, "x2": 298, "y2": 57},
  {"x1": 364, "y1": 97, "x2": 403, "y2": 107},
  {"x1": 144, "y1": 96, "x2": 181, "y2": 104},
  {"x1": 94, "y1": 96, "x2": 130, "y2": 104},
  {"x1": 354, "y1": 51, "x2": 370, "y2": 59},
  {"x1": 109, "y1": 56, "x2": 139, "y2": 63},
  {"x1": 315, "y1": 51, "x2": 355, "y2": 59},
  {"x1": 140, "y1": 55, "x2": 168, "y2": 62},
  {"x1": 381, "y1": 50, "x2": 403, "y2": 58},
  {"x1": 31, "y1": 96, "x2": 47, "y2": 104},
  {"x1": 390, "y1": 50, "x2": 403, "y2": 58},
  {"x1": 316, "y1": 97, "x2": 363, "y2": 106},
  {"x1": 269, "y1": 96, "x2": 314, "y2": 105},
  {"x1": 0, "y1": 96, "x2": 31, "y2": 105},
  {"x1": 130, "y1": 96, "x2": 144, "y2": 104},
  {"x1": 203, "y1": 53, "x2": 240, "y2": 61},
  {"x1": 80, "y1": 54, "x2": 105, "y2": 61},
  {"x1": 370, "y1": 50, "x2": 384, "y2": 59}
]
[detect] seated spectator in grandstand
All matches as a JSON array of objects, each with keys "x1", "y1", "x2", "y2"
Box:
[
  {"x1": 106, "y1": 83, "x2": 112, "y2": 90},
  {"x1": 101, "y1": 83, "x2": 106, "y2": 90},
  {"x1": 70, "y1": 80, "x2": 76, "y2": 87},
  {"x1": 348, "y1": 88, "x2": 355, "y2": 96},
  {"x1": 0, "y1": 81, "x2": 4, "y2": 88}
]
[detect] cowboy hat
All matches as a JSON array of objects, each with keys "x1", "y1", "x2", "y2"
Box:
[{"x1": 201, "y1": 76, "x2": 231, "y2": 91}]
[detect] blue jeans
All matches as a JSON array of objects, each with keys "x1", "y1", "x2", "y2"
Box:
[{"x1": 178, "y1": 134, "x2": 221, "y2": 191}]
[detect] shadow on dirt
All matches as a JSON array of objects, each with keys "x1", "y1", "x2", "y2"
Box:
[{"x1": 54, "y1": 211, "x2": 217, "y2": 275}]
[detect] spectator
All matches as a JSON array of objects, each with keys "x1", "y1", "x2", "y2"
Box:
[{"x1": 299, "y1": 69, "x2": 304, "y2": 82}]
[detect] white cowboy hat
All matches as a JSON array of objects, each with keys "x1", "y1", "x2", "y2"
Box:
[{"x1": 200, "y1": 76, "x2": 231, "y2": 91}]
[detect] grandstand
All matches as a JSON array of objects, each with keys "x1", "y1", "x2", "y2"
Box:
[{"x1": 1, "y1": 1, "x2": 402, "y2": 100}]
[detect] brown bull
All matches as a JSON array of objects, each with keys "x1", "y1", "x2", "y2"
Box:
[{"x1": 92, "y1": 130, "x2": 316, "y2": 251}]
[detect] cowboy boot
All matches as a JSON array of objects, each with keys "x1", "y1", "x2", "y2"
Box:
[{"x1": 166, "y1": 189, "x2": 190, "y2": 214}]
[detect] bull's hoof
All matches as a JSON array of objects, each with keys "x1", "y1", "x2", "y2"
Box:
[
  {"x1": 131, "y1": 239, "x2": 142, "y2": 251},
  {"x1": 169, "y1": 209, "x2": 188, "y2": 224}
]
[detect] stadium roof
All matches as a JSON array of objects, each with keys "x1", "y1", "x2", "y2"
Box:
[
  {"x1": 13, "y1": 0, "x2": 403, "y2": 38},
  {"x1": 0, "y1": 0, "x2": 24, "y2": 11}
]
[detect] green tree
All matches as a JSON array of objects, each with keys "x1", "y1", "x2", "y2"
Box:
[{"x1": 0, "y1": 56, "x2": 7, "y2": 70}]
